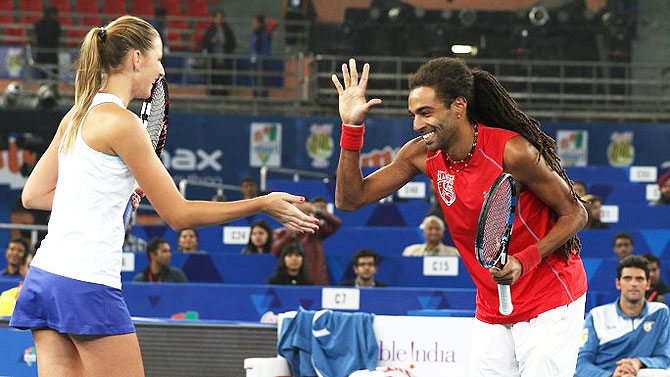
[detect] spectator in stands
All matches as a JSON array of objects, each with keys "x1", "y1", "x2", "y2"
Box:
[
  {"x1": 402, "y1": 215, "x2": 459, "y2": 257},
  {"x1": 240, "y1": 176, "x2": 259, "y2": 199},
  {"x1": 573, "y1": 180, "x2": 588, "y2": 198},
  {"x1": 150, "y1": 7, "x2": 168, "y2": 54},
  {"x1": 1, "y1": 238, "x2": 28, "y2": 280},
  {"x1": 212, "y1": 192, "x2": 227, "y2": 202},
  {"x1": 272, "y1": 199, "x2": 341, "y2": 285},
  {"x1": 645, "y1": 253, "x2": 668, "y2": 303},
  {"x1": 311, "y1": 196, "x2": 329, "y2": 213},
  {"x1": 201, "y1": 10, "x2": 236, "y2": 96},
  {"x1": 242, "y1": 219, "x2": 273, "y2": 254},
  {"x1": 250, "y1": 13, "x2": 272, "y2": 97},
  {"x1": 613, "y1": 232, "x2": 635, "y2": 259},
  {"x1": 134, "y1": 238, "x2": 187, "y2": 283},
  {"x1": 267, "y1": 244, "x2": 312, "y2": 285},
  {"x1": 34, "y1": 7, "x2": 61, "y2": 80},
  {"x1": 177, "y1": 228, "x2": 205, "y2": 254},
  {"x1": 583, "y1": 194, "x2": 610, "y2": 229},
  {"x1": 0, "y1": 250, "x2": 33, "y2": 316},
  {"x1": 340, "y1": 249, "x2": 387, "y2": 288},
  {"x1": 652, "y1": 173, "x2": 670, "y2": 206},
  {"x1": 575, "y1": 256, "x2": 670, "y2": 377}
]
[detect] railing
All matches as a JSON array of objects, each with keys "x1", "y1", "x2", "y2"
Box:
[
  {"x1": 6, "y1": 36, "x2": 670, "y2": 121},
  {"x1": 0, "y1": 13, "x2": 311, "y2": 53},
  {"x1": 259, "y1": 166, "x2": 330, "y2": 191},
  {"x1": 312, "y1": 55, "x2": 670, "y2": 122},
  {"x1": 0, "y1": 223, "x2": 47, "y2": 247},
  {"x1": 177, "y1": 179, "x2": 241, "y2": 201}
]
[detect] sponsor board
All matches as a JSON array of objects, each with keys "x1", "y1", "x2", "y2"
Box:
[
  {"x1": 557, "y1": 130, "x2": 588, "y2": 166},
  {"x1": 250, "y1": 122, "x2": 282, "y2": 167},
  {"x1": 374, "y1": 316, "x2": 472, "y2": 376},
  {"x1": 306, "y1": 123, "x2": 334, "y2": 168}
]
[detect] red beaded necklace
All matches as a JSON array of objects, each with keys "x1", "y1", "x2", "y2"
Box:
[{"x1": 445, "y1": 123, "x2": 478, "y2": 172}]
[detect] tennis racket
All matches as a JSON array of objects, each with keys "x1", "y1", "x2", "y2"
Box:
[
  {"x1": 122, "y1": 77, "x2": 170, "y2": 228},
  {"x1": 475, "y1": 173, "x2": 517, "y2": 316}
]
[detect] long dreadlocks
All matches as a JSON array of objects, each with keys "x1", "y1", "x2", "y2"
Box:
[{"x1": 409, "y1": 57, "x2": 582, "y2": 262}]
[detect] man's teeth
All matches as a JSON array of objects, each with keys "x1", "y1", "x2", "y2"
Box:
[{"x1": 422, "y1": 132, "x2": 434, "y2": 140}]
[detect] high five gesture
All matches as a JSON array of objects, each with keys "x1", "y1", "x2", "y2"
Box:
[{"x1": 331, "y1": 58, "x2": 382, "y2": 125}]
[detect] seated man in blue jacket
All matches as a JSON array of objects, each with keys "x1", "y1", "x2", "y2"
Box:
[{"x1": 576, "y1": 256, "x2": 670, "y2": 377}]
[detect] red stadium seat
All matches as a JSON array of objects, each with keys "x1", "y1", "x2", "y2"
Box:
[
  {"x1": 76, "y1": 0, "x2": 102, "y2": 27},
  {"x1": 188, "y1": 0, "x2": 211, "y2": 51},
  {"x1": 102, "y1": 2, "x2": 127, "y2": 18},
  {"x1": 0, "y1": 0, "x2": 13, "y2": 19},
  {"x1": 130, "y1": 0, "x2": 154, "y2": 17},
  {"x1": 188, "y1": 0, "x2": 209, "y2": 35},
  {"x1": 186, "y1": 0, "x2": 208, "y2": 18},
  {"x1": 0, "y1": 0, "x2": 22, "y2": 44},
  {"x1": 2, "y1": 27, "x2": 25, "y2": 45},
  {"x1": 48, "y1": 0, "x2": 72, "y2": 24},
  {"x1": 47, "y1": 0, "x2": 79, "y2": 47},
  {"x1": 159, "y1": 0, "x2": 181, "y2": 16},
  {"x1": 166, "y1": 18, "x2": 188, "y2": 50},
  {"x1": 160, "y1": 0, "x2": 187, "y2": 50},
  {"x1": 20, "y1": 0, "x2": 42, "y2": 23}
]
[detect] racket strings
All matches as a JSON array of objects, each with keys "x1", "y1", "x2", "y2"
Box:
[
  {"x1": 481, "y1": 181, "x2": 512, "y2": 265},
  {"x1": 145, "y1": 83, "x2": 167, "y2": 149}
]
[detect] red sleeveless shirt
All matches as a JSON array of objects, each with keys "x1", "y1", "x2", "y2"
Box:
[{"x1": 425, "y1": 124, "x2": 587, "y2": 324}]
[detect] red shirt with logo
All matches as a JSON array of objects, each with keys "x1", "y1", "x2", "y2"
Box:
[{"x1": 425, "y1": 124, "x2": 587, "y2": 324}]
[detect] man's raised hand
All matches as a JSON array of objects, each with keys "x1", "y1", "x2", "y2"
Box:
[{"x1": 331, "y1": 58, "x2": 382, "y2": 125}]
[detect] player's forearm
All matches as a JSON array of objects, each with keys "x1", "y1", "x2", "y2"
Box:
[
  {"x1": 536, "y1": 204, "x2": 587, "y2": 258},
  {"x1": 165, "y1": 197, "x2": 265, "y2": 230},
  {"x1": 335, "y1": 149, "x2": 366, "y2": 211}
]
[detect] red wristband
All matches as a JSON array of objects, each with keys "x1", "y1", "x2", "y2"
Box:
[
  {"x1": 515, "y1": 245, "x2": 542, "y2": 275},
  {"x1": 340, "y1": 123, "x2": 365, "y2": 151}
]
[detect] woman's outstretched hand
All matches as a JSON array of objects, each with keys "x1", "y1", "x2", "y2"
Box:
[{"x1": 262, "y1": 192, "x2": 320, "y2": 233}]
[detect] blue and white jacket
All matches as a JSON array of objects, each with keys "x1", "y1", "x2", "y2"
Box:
[
  {"x1": 575, "y1": 299, "x2": 670, "y2": 377},
  {"x1": 278, "y1": 308, "x2": 378, "y2": 377}
]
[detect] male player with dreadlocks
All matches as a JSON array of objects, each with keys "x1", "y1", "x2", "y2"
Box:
[{"x1": 332, "y1": 58, "x2": 588, "y2": 377}]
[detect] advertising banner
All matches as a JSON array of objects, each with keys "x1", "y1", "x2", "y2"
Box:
[
  {"x1": 250, "y1": 122, "x2": 282, "y2": 167},
  {"x1": 375, "y1": 316, "x2": 473, "y2": 376},
  {"x1": 557, "y1": 129, "x2": 588, "y2": 166}
]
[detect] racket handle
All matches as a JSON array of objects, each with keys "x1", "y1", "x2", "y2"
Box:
[
  {"x1": 497, "y1": 284, "x2": 513, "y2": 316},
  {"x1": 122, "y1": 198, "x2": 133, "y2": 229}
]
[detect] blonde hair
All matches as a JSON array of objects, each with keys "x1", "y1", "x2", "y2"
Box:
[{"x1": 60, "y1": 15, "x2": 159, "y2": 153}]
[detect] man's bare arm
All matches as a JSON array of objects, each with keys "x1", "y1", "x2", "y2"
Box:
[{"x1": 336, "y1": 137, "x2": 426, "y2": 211}]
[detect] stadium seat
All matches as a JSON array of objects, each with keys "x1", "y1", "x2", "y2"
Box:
[
  {"x1": 0, "y1": 0, "x2": 13, "y2": 21},
  {"x1": 188, "y1": 0, "x2": 210, "y2": 50},
  {"x1": 159, "y1": 0, "x2": 187, "y2": 50},
  {"x1": 186, "y1": 0, "x2": 208, "y2": 18},
  {"x1": 102, "y1": 1, "x2": 126, "y2": 19},
  {"x1": 0, "y1": 0, "x2": 23, "y2": 45},
  {"x1": 130, "y1": 0, "x2": 154, "y2": 17},
  {"x1": 47, "y1": 0, "x2": 79, "y2": 47},
  {"x1": 75, "y1": 0, "x2": 102, "y2": 27},
  {"x1": 20, "y1": 0, "x2": 42, "y2": 24}
]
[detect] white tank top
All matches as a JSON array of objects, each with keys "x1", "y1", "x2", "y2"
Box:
[{"x1": 31, "y1": 93, "x2": 135, "y2": 289}]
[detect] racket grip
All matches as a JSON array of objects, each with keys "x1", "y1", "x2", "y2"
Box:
[
  {"x1": 497, "y1": 284, "x2": 513, "y2": 316},
  {"x1": 122, "y1": 198, "x2": 133, "y2": 229}
]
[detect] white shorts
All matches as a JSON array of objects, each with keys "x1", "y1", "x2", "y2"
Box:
[{"x1": 469, "y1": 294, "x2": 586, "y2": 377}]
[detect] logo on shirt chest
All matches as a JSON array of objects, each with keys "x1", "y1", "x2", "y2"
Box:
[
  {"x1": 436, "y1": 170, "x2": 456, "y2": 206},
  {"x1": 644, "y1": 320, "x2": 655, "y2": 332}
]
